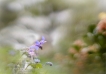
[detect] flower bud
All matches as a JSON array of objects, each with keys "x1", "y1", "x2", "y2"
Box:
[
  {"x1": 34, "y1": 59, "x2": 40, "y2": 63},
  {"x1": 46, "y1": 62, "x2": 53, "y2": 66}
]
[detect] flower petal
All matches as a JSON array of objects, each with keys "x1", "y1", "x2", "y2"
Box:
[
  {"x1": 35, "y1": 46, "x2": 39, "y2": 50},
  {"x1": 30, "y1": 45, "x2": 39, "y2": 50},
  {"x1": 29, "y1": 51, "x2": 35, "y2": 56},
  {"x1": 30, "y1": 45, "x2": 36, "y2": 49},
  {"x1": 40, "y1": 40, "x2": 46, "y2": 45},
  {"x1": 35, "y1": 41, "x2": 40, "y2": 45},
  {"x1": 42, "y1": 36, "x2": 45, "y2": 40}
]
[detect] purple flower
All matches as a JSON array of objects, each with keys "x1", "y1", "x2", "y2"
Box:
[
  {"x1": 29, "y1": 36, "x2": 46, "y2": 50},
  {"x1": 30, "y1": 44, "x2": 39, "y2": 50},
  {"x1": 28, "y1": 48, "x2": 36, "y2": 56},
  {"x1": 39, "y1": 36, "x2": 47, "y2": 45},
  {"x1": 28, "y1": 51, "x2": 35, "y2": 56}
]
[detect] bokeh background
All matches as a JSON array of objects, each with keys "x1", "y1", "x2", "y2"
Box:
[{"x1": 0, "y1": 0, "x2": 106, "y2": 74}]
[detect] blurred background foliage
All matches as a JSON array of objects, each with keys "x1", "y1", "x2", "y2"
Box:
[{"x1": 0, "y1": 0, "x2": 106, "y2": 74}]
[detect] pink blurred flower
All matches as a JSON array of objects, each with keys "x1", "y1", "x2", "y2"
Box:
[{"x1": 96, "y1": 18, "x2": 106, "y2": 35}]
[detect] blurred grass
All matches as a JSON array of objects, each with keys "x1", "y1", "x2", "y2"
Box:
[
  {"x1": 30, "y1": 65, "x2": 67, "y2": 74},
  {"x1": 0, "y1": 47, "x2": 21, "y2": 74},
  {"x1": 0, "y1": 47, "x2": 67, "y2": 74}
]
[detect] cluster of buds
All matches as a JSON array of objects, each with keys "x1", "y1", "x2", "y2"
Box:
[{"x1": 13, "y1": 36, "x2": 53, "y2": 74}]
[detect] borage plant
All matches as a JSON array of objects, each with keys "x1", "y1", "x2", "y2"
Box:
[{"x1": 13, "y1": 36, "x2": 53, "y2": 74}]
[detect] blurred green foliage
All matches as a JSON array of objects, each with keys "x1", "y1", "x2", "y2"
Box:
[
  {"x1": 0, "y1": 47, "x2": 21, "y2": 74},
  {"x1": 66, "y1": 24, "x2": 106, "y2": 74}
]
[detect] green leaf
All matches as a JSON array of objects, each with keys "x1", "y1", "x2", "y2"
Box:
[
  {"x1": 88, "y1": 24, "x2": 96, "y2": 33},
  {"x1": 31, "y1": 63, "x2": 42, "y2": 69},
  {"x1": 73, "y1": 45, "x2": 81, "y2": 51}
]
